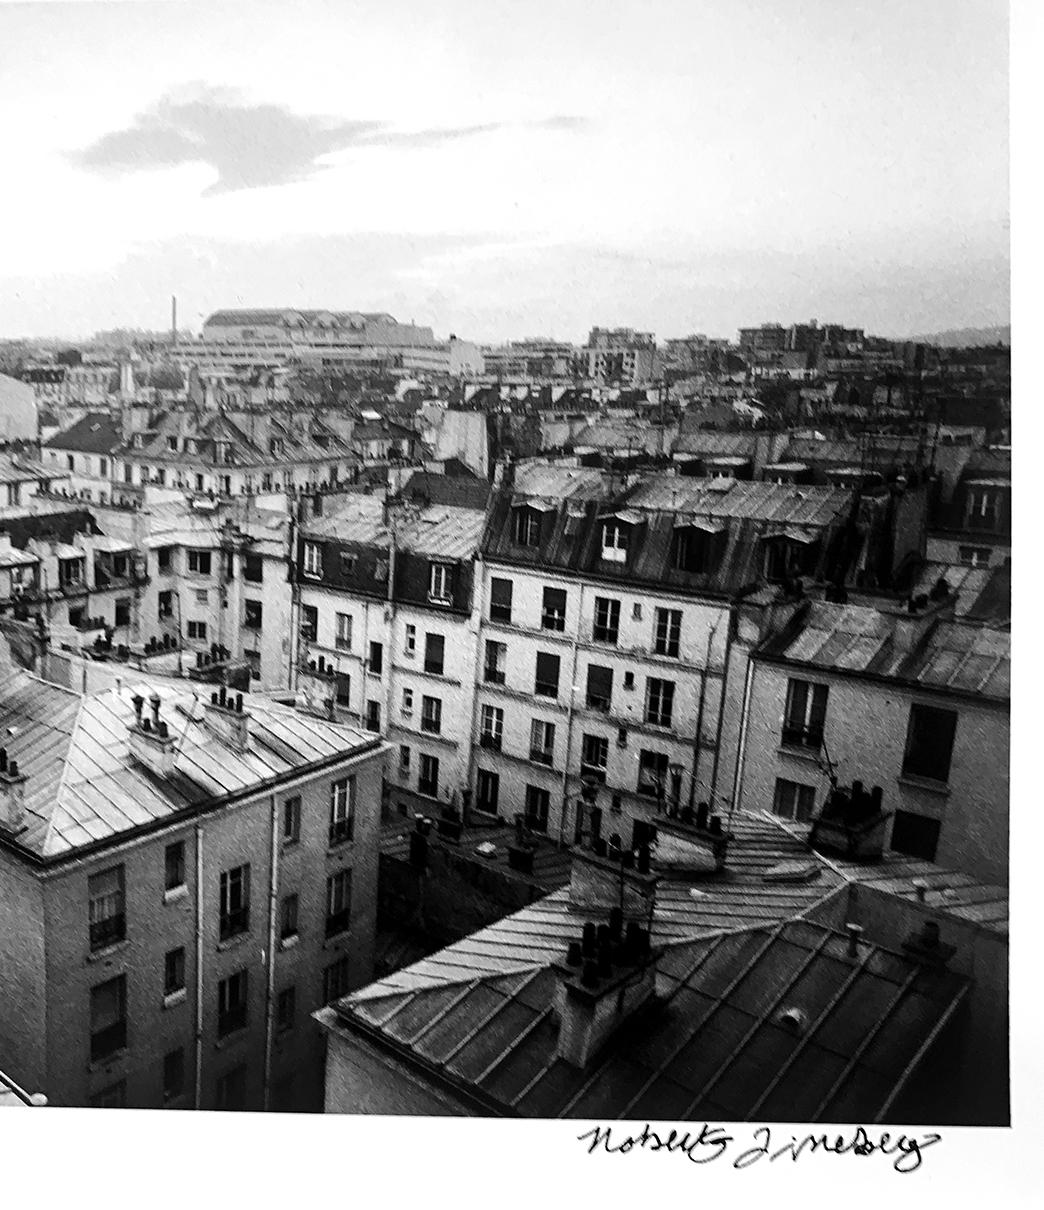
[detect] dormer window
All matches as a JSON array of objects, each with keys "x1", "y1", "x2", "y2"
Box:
[
  {"x1": 513, "y1": 505, "x2": 542, "y2": 546},
  {"x1": 428, "y1": 562, "x2": 453, "y2": 605},
  {"x1": 167, "y1": 436, "x2": 178, "y2": 452},
  {"x1": 965, "y1": 486, "x2": 1003, "y2": 531},
  {"x1": 302, "y1": 542, "x2": 322, "y2": 579},
  {"x1": 761, "y1": 528, "x2": 818, "y2": 583},
  {"x1": 671, "y1": 518, "x2": 725, "y2": 574}
]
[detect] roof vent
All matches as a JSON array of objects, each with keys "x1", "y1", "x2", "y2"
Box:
[{"x1": 775, "y1": 1006, "x2": 808, "y2": 1034}]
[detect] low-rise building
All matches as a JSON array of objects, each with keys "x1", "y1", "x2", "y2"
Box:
[
  {"x1": 41, "y1": 412, "x2": 122, "y2": 504},
  {"x1": 0, "y1": 643, "x2": 388, "y2": 1111},
  {"x1": 737, "y1": 598, "x2": 1009, "y2": 885},
  {"x1": 0, "y1": 373, "x2": 38, "y2": 444}
]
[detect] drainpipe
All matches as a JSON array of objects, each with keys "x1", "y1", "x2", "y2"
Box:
[
  {"x1": 709, "y1": 600, "x2": 737, "y2": 802},
  {"x1": 262, "y1": 792, "x2": 280, "y2": 1111},
  {"x1": 557, "y1": 584, "x2": 583, "y2": 847},
  {"x1": 193, "y1": 821, "x2": 204, "y2": 1110},
  {"x1": 688, "y1": 614, "x2": 721, "y2": 809},
  {"x1": 730, "y1": 651, "x2": 756, "y2": 818}
]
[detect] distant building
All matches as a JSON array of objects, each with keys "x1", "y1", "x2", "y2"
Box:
[
  {"x1": 0, "y1": 373, "x2": 37, "y2": 444},
  {"x1": 583, "y1": 328, "x2": 658, "y2": 385},
  {"x1": 41, "y1": 412, "x2": 123, "y2": 503},
  {"x1": 0, "y1": 644, "x2": 388, "y2": 1111}
]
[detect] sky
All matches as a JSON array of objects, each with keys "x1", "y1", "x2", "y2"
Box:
[{"x1": 0, "y1": 0, "x2": 1009, "y2": 343}]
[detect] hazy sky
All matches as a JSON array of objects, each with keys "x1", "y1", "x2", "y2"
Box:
[{"x1": 0, "y1": 0, "x2": 1009, "y2": 342}]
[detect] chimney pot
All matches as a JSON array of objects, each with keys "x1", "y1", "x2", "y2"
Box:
[
  {"x1": 637, "y1": 844, "x2": 651, "y2": 874},
  {"x1": 581, "y1": 922, "x2": 597, "y2": 956},
  {"x1": 608, "y1": 906, "x2": 623, "y2": 941},
  {"x1": 709, "y1": 815, "x2": 722, "y2": 835},
  {"x1": 566, "y1": 941, "x2": 583, "y2": 967},
  {"x1": 589, "y1": 807, "x2": 602, "y2": 844},
  {"x1": 845, "y1": 922, "x2": 864, "y2": 958},
  {"x1": 581, "y1": 961, "x2": 600, "y2": 989},
  {"x1": 912, "y1": 878, "x2": 928, "y2": 903},
  {"x1": 0, "y1": 749, "x2": 7, "y2": 773},
  {"x1": 235, "y1": 694, "x2": 243, "y2": 712},
  {"x1": 921, "y1": 921, "x2": 941, "y2": 948},
  {"x1": 8, "y1": 759, "x2": 18, "y2": 778},
  {"x1": 696, "y1": 801, "x2": 709, "y2": 830}
]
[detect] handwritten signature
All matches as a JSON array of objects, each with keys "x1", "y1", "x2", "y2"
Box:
[{"x1": 577, "y1": 1123, "x2": 942, "y2": 1174}]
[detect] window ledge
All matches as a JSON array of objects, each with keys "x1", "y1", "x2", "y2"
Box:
[
  {"x1": 87, "y1": 938, "x2": 129, "y2": 964},
  {"x1": 323, "y1": 931, "x2": 351, "y2": 951},
  {"x1": 163, "y1": 884, "x2": 189, "y2": 904},
  {"x1": 213, "y1": 1032, "x2": 246, "y2": 1051},
  {"x1": 326, "y1": 842, "x2": 355, "y2": 857},
  {"x1": 163, "y1": 988, "x2": 187, "y2": 1010},
  {"x1": 216, "y1": 933, "x2": 250, "y2": 952},
  {"x1": 777, "y1": 745, "x2": 824, "y2": 763},
  {"x1": 898, "y1": 775, "x2": 951, "y2": 798}
]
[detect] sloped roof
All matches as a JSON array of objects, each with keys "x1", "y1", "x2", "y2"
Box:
[
  {"x1": 0, "y1": 672, "x2": 379, "y2": 859},
  {"x1": 42, "y1": 413, "x2": 122, "y2": 456},
  {"x1": 759, "y1": 602, "x2": 1010, "y2": 702},
  {"x1": 335, "y1": 915, "x2": 969, "y2": 1122},
  {"x1": 303, "y1": 495, "x2": 485, "y2": 559}
]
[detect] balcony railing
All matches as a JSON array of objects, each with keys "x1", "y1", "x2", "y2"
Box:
[
  {"x1": 529, "y1": 748, "x2": 553, "y2": 766},
  {"x1": 89, "y1": 913, "x2": 126, "y2": 952},
  {"x1": 479, "y1": 732, "x2": 502, "y2": 751},
  {"x1": 217, "y1": 1004, "x2": 247, "y2": 1038},
  {"x1": 90, "y1": 1020, "x2": 127, "y2": 1062},
  {"x1": 219, "y1": 907, "x2": 249, "y2": 941},
  {"x1": 325, "y1": 910, "x2": 351, "y2": 939},
  {"x1": 781, "y1": 724, "x2": 824, "y2": 750},
  {"x1": 586, "y1": 694, "x2": 611, "y2": 713},
  {"x1": 483, "y1": 667, "x2": 506, "y2": 685},
  {"x1": 329, "y1": 817, "x2": 354, "y2": 847}
]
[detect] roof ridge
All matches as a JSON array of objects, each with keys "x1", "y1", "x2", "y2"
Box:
[{"x1": 41, "y1": 688, "x2": 89, "y2": 857}]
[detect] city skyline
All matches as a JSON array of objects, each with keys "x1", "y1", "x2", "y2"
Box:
[{"x1": 1, "y1": 0, "x2": 1009, "y2": 342}]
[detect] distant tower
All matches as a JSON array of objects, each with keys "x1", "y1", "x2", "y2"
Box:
[{"x1": 171, "y1": 295, "x2": 178, "y2": 348}]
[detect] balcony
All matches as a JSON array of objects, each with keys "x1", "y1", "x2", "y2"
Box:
[{"x1": 219, "y1": 907, "x2": 249, "y2": 941}]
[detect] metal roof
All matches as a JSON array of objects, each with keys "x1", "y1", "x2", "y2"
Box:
[
  {"x1": 512, "y1": 463, "x2": 610, "y2": 501},
  {"x1": 0, "y1": 672, "x2": 379, "y2": 859},
  {"x1": 338, "y1": 916, "x2": 969, "y2": 1123},
  {"x1": 303, "y1": 497, "x2": 485, "y2": 559},
  {"x1": 42, "y1": 413, "x2": 122, "y2": 456},
  {"x1": 624, "y1": 476, "x2": 853, "y2": 527}
]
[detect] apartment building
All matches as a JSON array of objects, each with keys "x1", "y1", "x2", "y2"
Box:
[
  {"x1": 113, "y1": 407, "x2": 354, "y2": 506},
  {"x1": 582, "y1": 328, "x2": 658, "y2": 386},
  {"x1": 41, "y1": 412, "x2": 123, "y2": 503},
  {"x1": 0, "y1": 452, "x2": 69, "y2": 510},
  {"x1": 738, "y1": 598, "x2": 1009, "y2": 886},
  {"x1": 0, "y1": 645, "x2": 388, "y2": 1111},
  {"x1": 141, "y1": 497, "x2": 294, "y2": 690},
  {"x1": 926, "y1": 446, "x2": 1011, "y2": 569},
  {"x1": 295, "y1": 493, "x2": 486, "y2": 819},
  {"x1": 469, "y1": 464, "x2": 864, "y2": 843}
]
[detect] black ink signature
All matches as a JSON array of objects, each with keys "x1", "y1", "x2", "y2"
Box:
[{"x1": 577, "y1": 1123, "x2": 942, "y2": 1174}]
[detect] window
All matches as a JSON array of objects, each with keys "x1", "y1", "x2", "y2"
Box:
[
  {"x1": 165, "y1": 842, "x2": 185, "y2": 891},
  {"x1": 329, "y1": 777, "x2": 355, "y2": 846},
  {"x1": 335, "y1": 613, "x2": 352, "y2": 650},
  {"x1": 244, "y1": 599, "x2": 263, "y2": 631},
  {"x1": 476, "y1": 769, "x2": 500, "y2": 814},
  {"x1": 773, "y1": 778, "x2": 817, "y2": 823},
  {"x1": 280, "y1": 894, "x2": 298, "y2": 942},
  {"x1": 217, "y1": 970, "x2": 248, "y2": 1038},
  {"x1": 187, "y1": 620, "x2": 207, "y2": 641},
  {"x1": 158, "y1": 589, "x2": 174, "y2": 621},
  {"x1": 965, "y1": 488, "x2": 1001, "y2": 530},
  {"x1": 535, "y1": 651, "x2": 560, "y2": 698},
  {"x1": 399, "y1": 744, "x2": 411, "y2": 773},
  {"x1": 300, "y1": 605, "x2": 318, "y2": 643},
  {"x1": 194, "y1": 474, "x2": 204, "y2": 492},
  {"x1": 244, "y1": 649, "x2": 261, "y2": 681},
  {"x1": 282, "y1": 796, "x2": 301, "y2": 845},
  {"x1": 513, "y1": 507, "x2": 541, "y2": 547},
  {"x1": 484, "y1": 640, "x2": 507, "y2": 685},
  {"x1": 322, "y1": 956, "x2": 351, "y2": 1004},
  {"x1": 90, "y1": 974, "x2": 128, "y2": 1061},
  {"x1": 645, "y1": 678, "x2": 675, "y2": 728},
  {"x1": 653, "y1": 607, "x2": 682, "y2": 658},
  {"x1": 88, "y1": 865, "x2": 126, "y2": 952},
  {"x1": 334, "y1": 672, "x2": 351, "y2": 709},
  {"x1": 890, "y1": 810, "x2": 942, "y2": 862},
  {"x1": 902, "y1": 705, "x2": 958, "y2": 784},
  {"x1": 958, "y1": 545, "x2": 992, "y2": 568},
  {"x1": 365, "y1": 700, "x2": 381, "y2": 732},
  {"x1": 672, "y1": 527, "x2": 717, "y2": 573},
  {"x1": 194, "y1": 589, "x2": 208, "y2": 605},
  {"x1": 157, "y1": 546, "x2": 173, "y2": 575},
  {"x1": 219, "y1": 864, "x2": 250, "y2": 940},
  {"x1": 404, "y1": 623, "x2": 417, "y2": 656},
  {"x1": 67, "y1": 453, "x2": 75, "y2": 471},
  {"x1": 187, "y1": 549, "x2": 211, "y2": 575},
  {"x1": 593, "y1": 597, "x2": 621, "y2": 644},
  {"x1": 163, "y1": 1048, "x2": 185, "y2": 1101},
  {"x1": 326, "y1": 870, "x2": 352, "y2": 937},
  {"x1": 601, "y1": 521, "x2": 629, "y2": 563},
  {"x1": 114, "y1": 598, "x2": 131, "y2": 628},
  {"x1": 276, "y1": 987, "x2": 296, "y2": 1033},
  {"x1": 637, "y1": 749, "x2": 670, "y2": 797},
  {"x1": 401, "y1": 688, "x2": 414, "y2": 717},
  {"x1": 243, "y1": 553, "x2": 263, "y2": 583},
  {"x1": 59, "y1": 557, "x2": 84, "y2": 589},
  {"x1": 164, "y1": 947, "x2": 186, "y2": 997},
  {"x1": 581, "y1": 733, "x2": 609, "y2": 781},
  {"x1": 421, "y1": 695, "x2": 443, "y2": 734},
  {"x1": 302, "y1": 542, "x2": 322, "y2": 578},
  {"x1": 480, "y1": 704, "x2": 504, "y2": 750},
  {"x1": 91, "y1": 1080, "x2": 127, "y2": 1108},
  {"x1": 339, "y1": 552, "x2": 356, "y2": 575},
  {"x1": 586, "y1": 665, "x2": 613, "y2": 712},
  {"x1": 429, "y1": 562, "x2": 453, "y2": 604},
  {"x1": 167, "y1": 436, "x2": 179, "y2": 452},
  {"x1": 525, "y1": 785, "x2": 551, "y2": 833},
  {"x1": 530, "y1": 719, "x2": 555, "y2": 765},
  {"x1": 783, "y1": 680, "x2": 828, "y2": 749},
  {"x1": 419, "y1": 754, "x2": 440, "y2": 798},
  {"x1": 489, "y1": 577, "x2": 513, "y2": 624},
  {"x1": 542, "y1": 587, "x2": 567, "y2": 631},
  {"x1": 369, "y1": 641, "x2": 383, "y2": 674},
  {"x1": 215, "y1": 1065, "x2": 246, "y2": 1111},
  {"x1": 424, "y1": 633, "x2": 445, "y2": 675}
]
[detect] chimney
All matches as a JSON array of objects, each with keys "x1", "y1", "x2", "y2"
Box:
[
  {"x1": 568, "y1": 822, "x2": 659, "y2": 919},
  {"x1": 203, "y1": 685, "x2": 251, "y2": 753},
  {"x1": 0, "y1": 747, "x2": 28, "y2": 833},
  {"x1": 901, "y1": 919, "x2": 957, "y2": 969},
  {"x1": 127, "y1": 690, "x2": 177, "y2": 777},
  {"x1": 653, "y1": 804, "x2": 734, "y2": 876},
  {"x1": 553, "y1": 920, "x2": 661, "y2": 1068}
]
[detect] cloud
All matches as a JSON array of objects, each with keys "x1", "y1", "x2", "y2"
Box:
[{"x1": 71, "y1": 84, "x2": 587, "y2": 195}]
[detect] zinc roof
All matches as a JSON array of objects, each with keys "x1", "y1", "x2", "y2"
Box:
[
  {"x1": 0, "y1": 672, "x2": 379, "y2": 859},
  {"x1": 303, "y1": 497, "x2": 485, "y2": 558},
  {"x1": 623, "y1": 475, "x2": 853, "y2": 527}
]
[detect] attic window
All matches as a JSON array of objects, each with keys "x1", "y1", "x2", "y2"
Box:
[
  {"x1": 672, "y1": 526, "x2": 720, "y2": 574},
  {"x1": 601, "y1": 521, "x2": 629, "y2": 563},
  {"x1": 514, "y1": 506, "x2": 541, "y2": 547},
  {"x1": 428, "y1": 562, "x2": 453, "y2": 605}
]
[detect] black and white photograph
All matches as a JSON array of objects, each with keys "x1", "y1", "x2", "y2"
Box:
[{"x1": 0, "y1": 0, "x2": 1035, "y2": 1200}]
